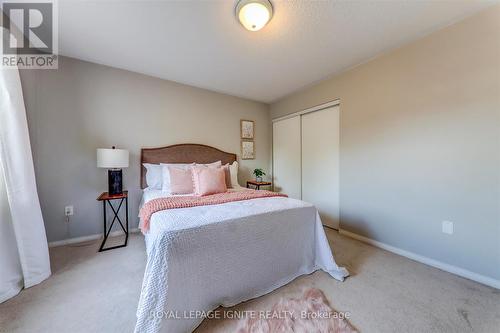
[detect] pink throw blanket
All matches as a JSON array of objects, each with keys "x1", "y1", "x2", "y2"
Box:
[{"x1": 140, "y1": 190, "x2": 287, "y2": 232}]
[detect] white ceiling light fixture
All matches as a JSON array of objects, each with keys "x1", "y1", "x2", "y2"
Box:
[{"x1": 236, "y1": 0, "x2": 273, "y2": 32}]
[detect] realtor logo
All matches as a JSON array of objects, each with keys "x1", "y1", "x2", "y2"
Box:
[{"x1": 1, "y1": 0, "x2": 58, "y2": 68}]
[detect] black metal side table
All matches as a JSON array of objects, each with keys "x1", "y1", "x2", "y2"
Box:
[{"x1": 97, "y1": 191, "x2": 128, "y2": 252}]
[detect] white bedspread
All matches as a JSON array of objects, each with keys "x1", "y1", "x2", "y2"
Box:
[{"x1": 135, "y1": 190, "x2": 349, "y2": 333}]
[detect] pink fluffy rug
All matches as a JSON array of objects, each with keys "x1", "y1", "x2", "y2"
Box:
[{"x1": 237, "y1": 288, "x2": 357, "y2": 333}]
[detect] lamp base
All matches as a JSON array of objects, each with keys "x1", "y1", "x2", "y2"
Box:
[{"x1": 108, "y1": 169, "x2": 123, "y2": 196}]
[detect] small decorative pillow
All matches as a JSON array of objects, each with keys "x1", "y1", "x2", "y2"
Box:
[
  {"x1": 221, "y1": 163, "x2": 232, "y2": 188},
  {"x1": 168, "y1": 166, "x2": 195, "y2": 195},
  {"x1": 191, "y1": 165, "x2": 227, "y2": 196}
]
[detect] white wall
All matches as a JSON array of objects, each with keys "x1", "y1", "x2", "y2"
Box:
[
  {"x1": 271, "y1": 6, "x2": 500, "y2": 281},
  {"x1": 20, "y1": 56, "x2": 271, "y2": 242}
]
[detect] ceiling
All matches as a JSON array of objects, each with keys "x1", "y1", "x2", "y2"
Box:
[{"x1": 57, "y1": 0, "x2": 496, "y2": 103}]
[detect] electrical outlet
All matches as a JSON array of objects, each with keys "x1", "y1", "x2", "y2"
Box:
[
  {"x1": 442, "y1": 220, "x2": 453, "y2": 235},
  {"x1": 65, "y1": 206, "x2": 74, "y2": 216}
]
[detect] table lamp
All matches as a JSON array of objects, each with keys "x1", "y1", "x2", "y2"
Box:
[{"x1": 97, "y1": 146, "x2": 129, "y2": 195}]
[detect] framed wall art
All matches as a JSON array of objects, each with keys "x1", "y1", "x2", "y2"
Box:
[
  {"x1": 240, "y1": 120, "x2": 254, "y2": 139},
  {"x1": 241, "y1": 140, "x2": 255, "y2": 160}
]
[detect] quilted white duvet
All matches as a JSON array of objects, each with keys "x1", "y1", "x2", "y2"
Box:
[{"x1": 135, "y1": 190, "x2": 349, "y2": 333}]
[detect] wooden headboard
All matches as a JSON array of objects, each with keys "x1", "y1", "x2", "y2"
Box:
[{"x1": 140, "y1": 144, "x2": 237, "y2": 189}]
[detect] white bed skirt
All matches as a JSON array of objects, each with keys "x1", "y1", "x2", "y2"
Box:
[{"x1": 135, "y1": 197, "x2": 348, "y2": 333}]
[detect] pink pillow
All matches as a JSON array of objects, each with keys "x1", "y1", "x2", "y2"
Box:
[
  {"x1": 168, "y1": 166, "x2": 194, "y2": 194},
  {"x1": 191, "y1": 165, "x2": 227, "y2": 196}
]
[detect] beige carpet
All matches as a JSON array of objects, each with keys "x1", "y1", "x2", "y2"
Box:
[{"x1": 0, "y1": 229, "x2": 499, "y2": 333}]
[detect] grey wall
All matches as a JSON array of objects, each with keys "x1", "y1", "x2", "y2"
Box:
[
  {"x1": 271, "y1": 6, "x2": 500, "y2": 281},
  {"x1": 20, "y1": 57, "x2": 270, "y2": 242}
]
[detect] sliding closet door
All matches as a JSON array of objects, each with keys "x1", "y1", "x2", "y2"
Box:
[
  {"x1": 301, "y1": 106, "x2": 340, "y2": 229},
  {"x1": 272, "y1": 116, "x2": 301, "y2": 199}
]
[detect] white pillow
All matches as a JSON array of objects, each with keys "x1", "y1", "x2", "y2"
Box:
[
  {"x1": 143, "y1": 163, "x2": 163, "y2": 189},
  {"x1": 194, "y1": 160, "x2": 222, "y2": 169},
  {"x1": 229, "y1": 161, "x2": 239, "y2": 188},
  {"x1": 160, "y1": 161, "x2": 222, "y2": 193}
]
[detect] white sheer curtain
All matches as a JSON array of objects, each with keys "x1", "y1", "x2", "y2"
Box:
[{"x1": 0, "y1": 67, "x2": 51, "y2": 303}]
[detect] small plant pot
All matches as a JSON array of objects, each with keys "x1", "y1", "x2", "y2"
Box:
[{"x1": 256, "y1": 176, "x2": 263, "y2": 182}]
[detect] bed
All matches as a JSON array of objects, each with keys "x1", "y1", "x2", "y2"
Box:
[{"x1": 135, "y1": 144, "x2": 349, "y2": 333}]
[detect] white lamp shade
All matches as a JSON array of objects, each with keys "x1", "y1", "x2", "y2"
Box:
[{"x1": 97, "y1": 148, "x2": 129, "y2": 168}]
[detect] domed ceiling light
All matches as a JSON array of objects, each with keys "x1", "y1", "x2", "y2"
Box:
[{"x1": 236, "y1": 0, "x2": 273, "y2": 32}]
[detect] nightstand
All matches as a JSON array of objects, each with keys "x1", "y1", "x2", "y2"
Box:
[
  {"x1": 246, "y1": 181, "x2": 272, "y2": 190},
  {"x1": 97, "y1": 191, "x2": 128, "y2": 252}
]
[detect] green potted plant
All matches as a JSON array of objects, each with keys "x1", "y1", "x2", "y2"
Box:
[{"x1": 253, "y1": 168, "x2": 266, "y2": 182}]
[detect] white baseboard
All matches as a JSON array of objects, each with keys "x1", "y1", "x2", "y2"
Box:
[
  {"x1": 339, "y1": 229, "x2": 500, "y2": 290},
  {"x1": 48, "y1": 228, "x2": 140, "y2": 248}
]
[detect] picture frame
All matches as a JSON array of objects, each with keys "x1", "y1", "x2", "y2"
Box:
[
  {"x1": 241, "y1": 140, "x2": 255, "y2": 160},
  {"x1": 240, "y1": 120, "x2": 255, "y2": 139}
]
